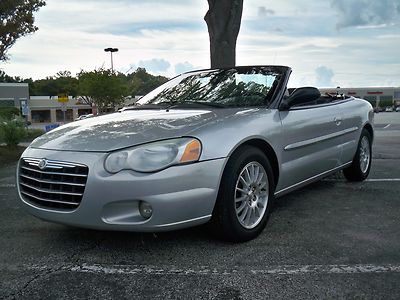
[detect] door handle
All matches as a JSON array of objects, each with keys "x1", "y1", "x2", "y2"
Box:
[{"x1": 334, "y1": 117, "x2": 342, "y2": 126}]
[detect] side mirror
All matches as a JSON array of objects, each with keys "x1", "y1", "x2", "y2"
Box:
[{"x1": 279, "y1": 87, "x2": 321, "y2": 110}]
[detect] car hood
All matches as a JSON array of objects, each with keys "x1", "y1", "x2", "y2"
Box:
[{"x1": 30, "y1": 108, "x2": 254, "y2": 152}]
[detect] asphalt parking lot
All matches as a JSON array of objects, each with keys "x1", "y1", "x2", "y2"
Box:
[{"x1": 1, "y1": 112, "x2": 400, "y2": 299}]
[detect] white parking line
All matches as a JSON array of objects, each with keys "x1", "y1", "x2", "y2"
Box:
[
  {"x1": 383, "y1": 124, "x2": 391, "y2": 129},
  {"x1": 0, "y1": 176, "x2": 14, "y2": 182},
  {"x1": 0, "y1": 183, "x2": 16, "y2": 188},
  {"x1": 324, "y1": 178, "x2": 400, "y2": 182},
  {"x1": 28, "y1": 263, "x2": 400, "y2": 276},
  {"x1": 366, "y1": 178, "x2": 400, "y2": 182}
]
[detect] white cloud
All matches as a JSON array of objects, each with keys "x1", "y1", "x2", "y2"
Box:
[
  {"x1": 137, "y1": 58, "x2": 171, "y2": 73},
  {"x1": 175, "y1": 61, "x2": 196, "y2": 74},
  {"x1": 315, "y1": 66, "x2": 335, "y2": 87},
  {"x1": 331, "y1": 0, "x2": 400, "y2": 29},
  {"x1": 258, "y1": 7, "x2": 275, "y2": 17},
  {"x1": 0, "y1": 0, "x2": 398, "y2": 88}
]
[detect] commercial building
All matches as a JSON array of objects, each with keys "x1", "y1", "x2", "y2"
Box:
[
  {"x1": 0, "y1": 83, "x2": 29, "y2": 108},
  {"x1": 319, "y1": 87, "x2": 400, "y2": 107},
  {"x1": 26, "y1": 95, "x2": 141, "y2": 123},
  {"x1": 27, "y1": 96, "x2": 92, "y2": 123}
]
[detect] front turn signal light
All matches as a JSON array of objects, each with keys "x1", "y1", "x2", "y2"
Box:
[{"x1": 180, "y1": 139, "x2": 201, "y2": 163}]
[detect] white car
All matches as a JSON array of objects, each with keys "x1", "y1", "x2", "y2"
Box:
[{"x1": 76, "y1": 114, "x2": 94, "y2": 121}]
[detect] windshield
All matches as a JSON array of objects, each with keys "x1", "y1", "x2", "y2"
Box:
[{"x1": 136, "y1": 67, "x2": 283, "y2": 108}]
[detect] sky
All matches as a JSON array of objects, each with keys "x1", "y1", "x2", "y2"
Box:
[{"x1": 1, "y1": 0, "x2": 400, "y2": 88}]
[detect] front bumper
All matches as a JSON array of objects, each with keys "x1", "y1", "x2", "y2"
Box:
[{"x1": 17, "y1": 147, "x2": 226, "y2": 231}]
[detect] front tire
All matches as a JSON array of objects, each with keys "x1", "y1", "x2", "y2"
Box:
[
  {"x1": 343, "y1": 129, "x2": 372, "y2": 182},
  {"x1": 212, "y1": 146, "x2": 275, "y2": 242}
]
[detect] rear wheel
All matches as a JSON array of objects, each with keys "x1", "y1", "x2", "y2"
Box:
[
  {"x1": 343, "y1": 129, "x2": 372, "y2": 182},
  {"x1": 212, "y1": 146, "x2": 275, "y2": 242}
]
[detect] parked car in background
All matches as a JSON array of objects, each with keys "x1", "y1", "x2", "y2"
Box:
[
  {"x1": 385, "y1": 107, "x2": 394, "y2": 112},
  {"x1": 76, "y1": 114, "x2": 94, "y2": 121},
  {"x1": 373, "y1": 106, "x2": 385, "y2": 113},
  {"x1": 396, "y1": 107, "x2": 400, "y2": 112},
  {"x1": 16, "y1": 66, "x2": 374, "y2": 242}
]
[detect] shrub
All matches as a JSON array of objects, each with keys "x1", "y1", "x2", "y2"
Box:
[
  {"x1": 24, "y1": 128, "x2": 45, "y2": 141},
  {"x1": 0, "y1": 117, "x2": 27, "y2": 147},
  {"x1": 0, "y1": 107, "x2": 20, "y2": 120},
  {"x1": 379, "y1": 99, "x2": 394, "y2": 108}
]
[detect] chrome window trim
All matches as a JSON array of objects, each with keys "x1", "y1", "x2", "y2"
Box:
[{"x1": 288, "y1": 98, "x2": 353, "y2": 110}]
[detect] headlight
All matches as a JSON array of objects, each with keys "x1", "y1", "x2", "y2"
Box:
[{"x1": 104, "y1": 138, "x2": 202, "y2": 173}]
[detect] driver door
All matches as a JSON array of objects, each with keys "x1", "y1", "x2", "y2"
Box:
[{"x1": 277, "y1": 104, "x2": 343, "y2": 193}]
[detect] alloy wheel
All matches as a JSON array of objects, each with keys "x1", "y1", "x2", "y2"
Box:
[{"x1": 234, "y1": 161, "x2": 269, "y2": 229}]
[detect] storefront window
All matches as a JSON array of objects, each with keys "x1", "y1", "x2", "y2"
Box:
[
  {"x1": 56, "y1": 109, "x2": 73, "y2": 122},
  {"x1": 31, "y1": 110, "x2": 51, "y2": 123},
  {"x1": 78, "y1": 109, "x2": 92, "y2": 116},
  {"x1": 0, "y1": 100, "x2": 14, "y2": 107}
]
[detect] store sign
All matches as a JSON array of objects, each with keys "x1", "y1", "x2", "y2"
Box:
[
  {"x1": 20, "y1": 99, "x2": 29, "y2": 116},
  {"x1": 58, "y1": 94, "x2": 69, "y2": 103},
  {"x1": 45, "y1": 124, "x2": 60, "y2": 132}
]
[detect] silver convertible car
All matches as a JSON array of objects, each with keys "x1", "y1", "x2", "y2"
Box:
[{"x1": 17, "y1": 66, "x2": 374, "y2": 242}]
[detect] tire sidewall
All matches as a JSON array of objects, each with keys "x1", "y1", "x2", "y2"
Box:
[
  {"x1": 354, "y1": 130, "x2": 372, "y2": 180},
  {"x1": 219, "y1": 147, "x2": 275, "y2": 241}
]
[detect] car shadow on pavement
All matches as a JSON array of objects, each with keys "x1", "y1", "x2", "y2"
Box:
[{"x1": 38, "y1": 178, "x2": 337, "y2": 252}]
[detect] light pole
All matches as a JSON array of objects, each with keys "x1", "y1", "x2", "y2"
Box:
[{"x1": 104, "y1": 47, "x2": 119, "y2": 73}]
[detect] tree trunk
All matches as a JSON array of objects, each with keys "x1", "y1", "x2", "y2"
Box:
[{"x1": 204, "y1": 0, "x2": 243, "y2": 69}]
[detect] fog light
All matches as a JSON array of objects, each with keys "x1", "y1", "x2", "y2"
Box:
[{"x1": 139, "y1": 201, "x2": 153, "y2": 219}]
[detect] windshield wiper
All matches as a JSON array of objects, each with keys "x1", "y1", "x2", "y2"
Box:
[
  {"x1": 122, "y1": 101, "x2": 226, "y2": 111},
  {"x1": 166, "y1": 101, "x2": 226, "y2": 109},
  {"x1": 121, "y1": 103, "x2": 170, "y2": 111}
]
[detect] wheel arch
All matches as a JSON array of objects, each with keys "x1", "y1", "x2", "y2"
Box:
[
  {"x1": 363, "y1": 123, "x2": 374, "y2": 142},
  {"x1": 229, "y1": 138, "x2": 280, "y2": 187}
]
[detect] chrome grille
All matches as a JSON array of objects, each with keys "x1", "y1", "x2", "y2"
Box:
[{"x1": 19, "y1": 158, "x2": 89, "y2": 210}]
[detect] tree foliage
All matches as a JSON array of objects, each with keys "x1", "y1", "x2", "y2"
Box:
[
  {"x1": 0, "y1": 70, "x2": 32, "y2": 84},
  {"x1": 77, "y1": 68, "x2": 127, "y2": 113},
  {"x1": 29, "y1": 71, "x2": 79, "y2": 96},
  {"x1": 0, "y1": 107, "x2": 20, "y2": 120},
  {"x1": 125, "y1": 67, "x2": 168, "y2": 96},
  {"x1": 204, "y1": 0, "x2": 243, "y2": 68},
  {"x1": 379, "y1": 99, "x2": 394, "y2": 108},
  {"x1": 0, "y1": 0, "x2": 46, "y2": 61},
  {"x1": 0, "y1": 68, "x2": 169, "y2": 108},
  {"x1": 0, "y1": 116, "x2": 26, "y2": 148}
]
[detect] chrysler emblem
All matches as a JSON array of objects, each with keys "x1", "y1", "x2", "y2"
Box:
[{"x1": 38, "y1": 159, "x2": 48, "y2": 170}]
